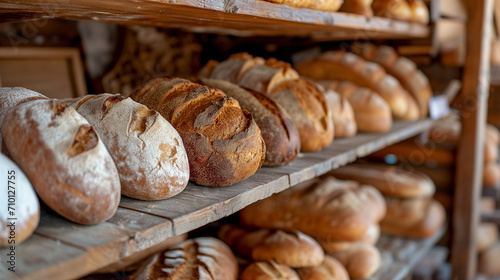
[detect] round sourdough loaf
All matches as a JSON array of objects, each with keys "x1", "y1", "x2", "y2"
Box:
[
  {"x1": 68, "y1": 94, "x2": 189, "y2": 200},
  {"x1": 2, "y1": 99, "x2": 120, "y2": 225},
  {"x1": 0, "y1": 87, "x2": 48, "y2": 155},
  {"x1": 133, "y1": 77, "x2": 265, "y2": 187},
  {"x1": 241, "y1": 261, "x2": 300, "y2": 280},
  {"x1": 0, "y1": 153, "x2": 40, "y2": 246},
  {"x1": 296, "y1": 256, "x2": 350, "y2": 280}
]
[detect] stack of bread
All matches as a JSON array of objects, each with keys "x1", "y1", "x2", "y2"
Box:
[
  {"x1": 330, "y1": 162, "x2": 446, "y2": 239},
  {"x1": 295, "y1": 49, "x2": 430, "y2": 122},
  {"x1": 199, "y1": 53, "x2": 337, "y2": 151},
  {"x1": 477, "y1": 197, "x2": 500, "y2": 278},
  {"x1": 238, "y1": 175, "x2": 387, "y2": 278}
]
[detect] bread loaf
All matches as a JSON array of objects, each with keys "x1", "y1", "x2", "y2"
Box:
[
  {"x1": 316, "y1": 224, "x2": 380, "y2": 253},
  {"x1": 330, "y1": 162, "x2": 435, "y2": 198},
  {"x1": 239, "y1": 176, "x2": 386, "y2": 241},
  {"x1": 218, "y1": 225, "x2": 324, "y2": 267},
  {"x1": 483, "y1": 162, "x2": 500, "y2": 187},
  {"x1": 0, "y1": 88, "x2": 48, "y2": 155},
  {"x1": 339, "y1": 0, "x2": 373, "y2": 16},
  {"x1": 259, "y1": 0, "x2": 343, "y2": 12},
  {"x1": 2, "y1": 99, "x2": 120, "y2": 225},
  {"x1": 324, "y1": 89, "x2": 357, "y2": 138},
  {"x1": 133, "y1": 77, "x2": 265, "y2": 187},
  {"x1": 295, "y1": 51, "x2": 420, "y2": 120},
  {"x1": 407, "y1": 0, "x2": 429, "y2": 24},
  {"x1": 353, "y1": 43, "x2": 432, "y2": 116},
  {"x1": 381, "y1": 197, "x2": 445, "y2": 238},
  {"x1": 371, "y1": 0, "x2": 412, "y2": 21},
  {"x1": 327, "y1": 242, "x2": 381, "y2": 279},
  {"x1": 0, "y1": 153, "x2": 40, "y2": 246},
  {"x1": 477, "y1": 223, "x2": 499, "y2": 253},
  {"x1": 478, "y1": 242, "x2": 500, "y2": 277},
  {"x1": 132, "y1": 237, "x2": 238, "y2": 280},
  {"x1": 268, "y1": 78, "x2": 334, "y2": 152},
  {"x1": 296, "y1": 256, "x2": 349, "y2": 280},
  {"x1": 324, "y1": 80, "x2": 392, "y2": 132},
  {"x1": 240, "y1": 261, "x2": 300, "y2": 280},
  {"x1": 200, "y1": 78, "x2": 300, "y2": 166},
  {"x1": 67, "y1": 94, "x2": 190, "y2": 200}
]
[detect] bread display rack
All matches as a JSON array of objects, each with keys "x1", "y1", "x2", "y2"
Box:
[{"x1": 0, "y1": 0, "x2": 492, "y2": 279}]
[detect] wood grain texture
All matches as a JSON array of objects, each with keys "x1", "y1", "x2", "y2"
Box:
[
  {"x1": 0, "y1": 0, "x2": 429, "y2": 39},
  {"x1": 451, "y1": 0, "x2": 494, "y2": 278}
]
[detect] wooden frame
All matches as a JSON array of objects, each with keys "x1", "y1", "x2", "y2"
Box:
[{"x1": 0, "y1": 47, "x2": 87, "y2": 98}]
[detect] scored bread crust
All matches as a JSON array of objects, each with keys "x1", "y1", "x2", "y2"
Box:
[
  {"x1": 323, "y1": 88, "x2": 357, "y2": 138},
  {"x1": 132, "y1": 237, "x2": 238, "y2": 280},
  {"x1": 134, "y1": 77, "x2": 265, "y2": 187},
  {"x1": 296, "y1": 256, "x2": 350, "y2": 280},
  {"x1": 201, "y1": 78, "x2": 300, "y2": 167},
  {"x1": 2, "y1": 99, "x2": 120, "y2": 225},
  {"x1": 240, "y1": 261, "x2": 300, "y2": 280},
  {"x1": 295, "y1": 51, "x2": 419, "y2": 120},
  {"x1": 326, "y1": 242, "x2": 381, "y2": 279},
  {"x1": 67, "y1": 94, "x2": 190, "y2": 200},
  {"x1": 239, "y1": 176, "x2": 386, "y2": 241}
]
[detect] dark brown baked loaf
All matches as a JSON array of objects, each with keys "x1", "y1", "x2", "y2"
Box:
[
  {"x1": 239, "y1": 176, "x2": 386, "y2": 241},
  {"x1": 132, "y1": 237, "x2": 238, "y2": 280},
  {"x1": 218, "y1": 225, "x2": 324, "y2": 268},
  {"x1": 67, "y1": 94, "x2": 190, "y2": 200},
  {"x1": 200, "y1": 78, "x2": 300, "y2": 166},
  {"x1": 132, "y1": 77, "x2": 265, "y2": 187},
  {"x1": 296, "y1": 256, "x2": 350, "y2": 280},
  {"x1": 2, "y1": 99, "x2": 120, "y2": 225},
  {"x1": 330, "y1": 162, "x2": 436, "y2": 198},
  {"x1": 240, "y1": 261, "x2": 300, "y2": 280},
  {"x1": 0, "y1": 87, "x2": 48, "y2": 155},
  {"x1": 295, "y1": 51, "x2": 420, "y2": 120}
]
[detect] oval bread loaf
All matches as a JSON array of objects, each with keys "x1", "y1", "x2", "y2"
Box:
[
  {"x1": 200, "y1": 78, "x2": 300, "y2": 167},
  {"x1": 132, "y1": 237, "x2": 238, "y2": 280},
  {"x1": 372, "y1": 0, "x2": 412, "y2": 21},
  {"x1": 241, "y1": 261, "x2": 300, "y2": 280},
  {"x1": 2, "y1": 99, "x2": 121, "y2": 225},
  {"x1": 0, "y1": 153, "x2": 40, "y2": 246},
  {"x1": 326, "y1": 242, "x2": 381, "y2": 279},
  {"x1": 296, "y1": 256, "x2": 350, "y2": 280},
  {"x1": 68, "y1": 94, "x2": 189, "y2": 200},
  {"x1": 324, "y1": 89, "x2": 357, "y2": 138},
  {"x1": 133, "y1": 77, "x2": 265, "y2": 187}
]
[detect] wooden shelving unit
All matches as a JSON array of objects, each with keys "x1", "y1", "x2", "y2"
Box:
[{"x1": 0, "y1": 119, "x2": 435, "y2": 280}]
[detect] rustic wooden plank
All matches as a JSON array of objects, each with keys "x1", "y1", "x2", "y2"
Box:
[
  {"x1": 451, "y1": 0, "x2": 494, "y2": 278},
  {"x1": 0, "y1": 0, "x2": 429, "y2": 40}
]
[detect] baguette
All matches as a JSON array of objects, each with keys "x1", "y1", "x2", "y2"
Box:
[
  {"x1": 67, "y1": 94, "x2": 190, "y2": 200},
  {"x1": 200, "y1": 78, "x2": 300, "y2": 166},
  {"x1": 2, "y1": 99, "x2": 120, "y2": 225},
  {"x1": 296, "y1": 256, "x2": 350, "y2": 280},
  {"x1": 133, "y1": 77, "x2": 265, "y2": 187},
  {"x1": 295, "y1": 51, "x2": 420, "y2": 120},
  {"x1": 239, "y1": 176, "x2": 386, "y2": 241},
  {"x1": 241, "y1": 261, "x2": 299, "y2": 280},
  {"x1": 353, "y1": 43, "x2": 432, "y2": 116},
  {"x1": 131, "y1": 237, "x2": 238, "y2": 280},
  {"x1": 0, "y1": 153, "x2": 40, "y2": 246}
]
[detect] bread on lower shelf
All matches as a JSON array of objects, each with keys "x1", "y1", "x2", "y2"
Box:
[
  {"x1": 324, "y1": 89, "x2": 357, "y2": 138},
  {"x1": 132, "y1": 77, "x2": 265, "y2": 187},
  {"x1": 241, "y1": 261, "x2": 300, "y2": 280},
  {"x1": 296, "y1": 256, "x2": 349, "y2": 280},
  {"x1": 67, "y1": 94, "x2": 190, "y2": 201},
  {"x1": 325, "y1": 241, "x2": 381, "y2": 279}
]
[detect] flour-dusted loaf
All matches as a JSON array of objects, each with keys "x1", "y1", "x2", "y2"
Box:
[
  {"x1": 200, "y1": 78, "x2": 300, "y2": 166},
  {"x1": 0, "y1": 153, "x2": 39, "y2": 246},
  {"x1": 0, "y1": 87, "x2": 48, "y2": 155},
  {"x1": 324, "y1": 89, "x2": 357, "y2": 138},
  {"x1": 353, "y1": 43, "x2": 432, "y2": 116},
  {"x1": 330, "y1": 162, "x2": 436, "y2": 198},
  {"x1": 371, "y1": 0, "x2": 412, "y2": 21},
  {"x1": 2, "y1": 99, "x2": 120, "y2": 225},
  {"x1": 324, "y1": 80, "x2": 393, "y2": 132},
  {"x1": 339, "y1": 0, "x2": 373, "y2": 16},
  {"x1": 239, "y1": 176, "x2": 386, "y2": 241},
  {"x1": 326, "y1": 242, "x2": 381, "y2": 279},
  {"x1": 218, "y1": 224, "x2": 324, "y2": 268},
  {"x1": 132, "y1": 237, "x2": 238, "y2": 280},
  {"x1": 66, "y1": 94, "x2": 190, "y2": 200},
  {"x1": 296, "y1": 256, "x2": 350, "y2": 280},
  {"x1": 295, "y1": 51, "x2": 420, "y2": 120},
  {"x1": 240, "y1": 261, "x2": 300, "y2": 280},
  {"x1": 133, "y1": 77, "x2": 265, "y2": 187}
]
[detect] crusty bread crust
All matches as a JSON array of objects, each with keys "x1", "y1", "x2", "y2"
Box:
[
  {"x1": 241, "y1": 261, "x2": 300, "y2": 280},
  {"x1": 296, "y1": 256, "x2": 350, "y2": 280}
]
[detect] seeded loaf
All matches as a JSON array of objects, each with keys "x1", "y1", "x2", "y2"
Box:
[
  {"x1": 67, "y1": 94, "x2": 190, "y2": 200},
  {"x1": 200, "y1": 78, "x2": 300, "y2": 166},
  {"x1": 2, "y1": 99, "x2": 120, "y2": 225},
  {"x1": 133, "y1": 77, "x2": 265, "y2": 187}
]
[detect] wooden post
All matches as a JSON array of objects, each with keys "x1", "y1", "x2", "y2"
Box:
[{"x1": 451, "y1": 0, "x2": 493, "y2": 279}]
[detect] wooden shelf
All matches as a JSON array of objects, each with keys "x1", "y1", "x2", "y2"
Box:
[
  {"x1": 0, "y1": 0, "x2": 429, "y2": 40},
  {"x1": 0, "y1": 119, "x2": 434, "y2": 280}
]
